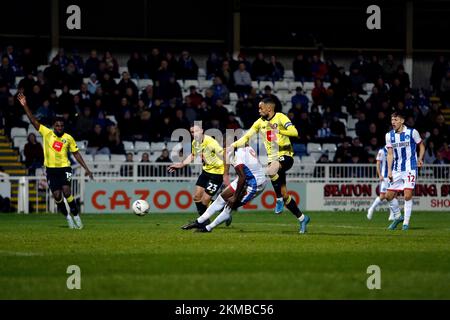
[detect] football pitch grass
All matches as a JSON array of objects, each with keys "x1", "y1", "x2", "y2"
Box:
[{"x1": 0, "y1": 211, "x2": 449, "y2": 300}]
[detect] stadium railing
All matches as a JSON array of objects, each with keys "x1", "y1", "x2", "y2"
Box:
[{"x1": 3, "y1": 163, "x2": 449, "y2": 213}]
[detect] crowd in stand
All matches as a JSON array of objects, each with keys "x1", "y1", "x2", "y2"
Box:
[{"x1": 0, "y1": 45, "x2": 450, "y2": 174}]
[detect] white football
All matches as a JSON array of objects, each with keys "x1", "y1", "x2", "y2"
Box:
[{"x1": 132, "y1": 199, "x2": 149, "y2": 216}]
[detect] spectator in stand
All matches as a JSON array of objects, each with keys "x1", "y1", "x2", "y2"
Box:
[
  {"x1": 118, "y1": 110, "x2": 136, "y2": 141},
  {"x1": 172, "y1": 109, "x2": 190, "y2": 131},
  {"x1": 210, "y1": 99, "x2": 229, "y2": 132},
  {"x1": 62, "y1": 62, "x2": 82, "y2": 89},
  {"x1": 344, "y1": 89, "x2": 365, "y2": 115},
  {"x1": 350, "y1": 52, "x2": 368, "y2": 75},
  {"x1": 236, "y1": 53, "x2": 252, "y2": 74},
  {"x1": 27, "y1": 84, "x2": 44, "y2": 111},
  {"x1": 314, "y1": 154, "x2": 330, "y2": 178},
  {"x1": 349, "y1": 68, "x2": 365, "y2": 93},
  {"x1": 355, "y1": 112, "x2": 370, "y2": 140},
  {"x1": 430, "y1": 55, "x2": 448, "y2": 94},
  {"x1": 153, "y1": 149, "x2": 172, "y2": 177},
  {"x1": 0, "y1": 56, "x2": 16, "y2": 88},
  {"x1": 424, "y1": 140, "x2": 437, "y2": 164},
  {"x1": 233, "y1": 62, "x2": 252, "y2": 97},
  {"x1": 433, "y1": 151, "x2": 450, "y2": 179},
  {"x1": 87, "y1": 73, "x2": 100, "y2": 95},
  {"x1": 157, "y1": 116, "x2": 175, "y2": 142},
  {"x1": 395, "y1": 65, "x2": 411, "y2": 89},
  {"x1": 57, "y1": 85, "x2": 75, "y2": 115},
  {"x1": 268, "y1": 55, "x2": 284, "y2": 81},
  {"x1": 178, "y1": 50, "x2": 198, "y2": 80},
  {"x1": 311, "y1": 79, "x2": 327, "y2": 106},
  {"x1": 291, "y1": 86, "x2": 309, "y2": 113},
  {"x1": 388, "y1": 78, "x2": 405, "y2": 105},
  {"x1": 434, "y1": 114, "x2": 450, "y2": 141},
  {"x1": 209, "y1": 76, "x2": 230, "y2": 104},
  {"x1": 44, "y1": 58, "x2": 63, "y2": 89},
  {"x1": 295, "y1": 112, "x2": 314, "y2": 143},
  {"x1": 206, "y1": 52, "x2": 222, "y2": 80},
  {"x1": 147, "y1": 48, "x2": 162, "y2": 80},
  {"x1": 165, "y1": 52, "x2": 180, "y2": 77},
  {"x1": 84, "y1": 49, "x2": 100, "y2": 77},
  {"x1": 69, "y1": 49, "x2": 84, "y2": 75},
  {"x1": 155, "y1": 60, "x2": 172, "y2": 88},
  {"x1": 440, "y1": 70, "x2": 450, "y2": 106},
  {"x1": 87, "y1": 124, "x2": 110, "y2": 155},
  {"x1": 17, "y1": 73, "x2": 36, "y2": 97},
  {"x1": 120, "y1": 153, "x2": 134, "y2": 177},
  {"x1": 100, "y1": 72, "x2": 117, "y2": 96},
  {"x1": 251, "y1": 53, "x2": 269, "y2": 81},
  {"x1": 329, "y1": 114, "x2": 346, "y2": 141},
  {"x1": 103, "y1": 51, "x2": 119, "y2": 78},
  {"x1": 24, "y1": 133, "x2": 44, "y2": 175},
  {"x1": 216, "y1": 60, "x2": 234, "y2": 90},
  {"x1": 365, "y1": 55, "x2": 383, "y2": 83},
  {"x1": 235, "y1": 87, "x2": 260, "y2": 128},
  {"x1": 19, "y1": 47, "x2": 37, "y2": 75},
  {"x1": 315, "y1": 120, "x2": 331, "y2": 142},
  {"x1": 138, "y1": 152, "x2": 151, "y2": 177},
  {"x1": 350, "y1": 137, "x2": 368, "y2": 163},
  {"x1": 382, "y1": 54, "x2": 397, "y2": 82},
  {"x1": 74, "y1": 106, "x2": 94, "y2": 140},
  {"x1": 140, "y1": 85, "x2": 155, "y2": 107},
  {"x1": 440, "y1": 142, "x2": 450, "y2": 162},
  {"x1": 328, "y1": 76, "x2": 347, "y2": 107},
  {"x1": 293, "y1": 53, "x2": 311, "y2": 82},
  {"x1": 117, "y1": 71, "x2": 139, "y2": 101},
  {"x1": 261, "y1": 85, "x2": 282, "y2": 113},
  {"x1": 35, "y1": 100, "x2": 54, "y2": 126},
  {"x1": 76, "y1": 83, "x2": 92, "y2": 109},
  {"x1": 128, "y1": 52, "x2": 148, "y2": 79},
  {"x1": 311, "y1": 54, "x2": 327, "y2": 80},
  {"x1": 226, "y1": 112, "x2": 241, "y2": 130},
  {"x1": 187, "y1": 85, "x2": 203, "y2": 107}
]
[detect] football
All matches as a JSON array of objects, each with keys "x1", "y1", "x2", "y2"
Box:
[{"x1": 132, "y1": 199, "x2": 150, "y2": 216}]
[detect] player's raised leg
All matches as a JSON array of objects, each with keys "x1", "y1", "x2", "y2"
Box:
[
  {"x1": 53, "y1": 190, "x2": 75, "y2": 229},
  {"x1": 63, "y1": 184, "x2": 82, "y2": 229}
]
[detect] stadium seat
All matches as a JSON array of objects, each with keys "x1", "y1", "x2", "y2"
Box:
[
  {"x1": 37, "y1": 65, "x2": 48, "y2": 72},
  {"x1": 338, "y1": 118, "x2": 347, "y2": 127},
  {"x1": 363, "y1": 83, "x2": 374, "y2": 92},
  {"x1": 11, "y1": 127, "x2": 27, "y2": 138},
  {"x1": 347, "y1": 117, "x2": 358, "y2": 130},
  {"x1": 229, "y1": 92, "x2": 238, "y2": 103},
  {"x1": 27, "y1": 125, "x2": 39, "y2": 136},
  {"x1": 274, "y1": 81, "x2": 289, "y2": 93},
  {"x1": 134, "y1": 141, "x2": 151, "y2": 152},
  {"x1": 282, "y1": 102, "x2": 292, "y2": 114},
  {"x1": 110, "y1": 154, "x2": 126, "y2": 162},
  {"x1": 138, "y1": 79, "x2": 153, "y2": 90},
  {"x1": 15, "y1": 76, "x2": 24, "y2": 87},
  {"x1": 82, "y1": 154, "x2": 94, "y2": 163},
  {"x1": 284, "y1": 70, "x2": 294, "y2": 80},
  {"x1": 198, "y1": 79, "x2": 212, "y2": 91},
  {"x1": 347, "y1": 130, "x2": 357, "y2": 139},
  {"x1": 94, "y1": 154, "x2": 110, "y2": 162},
  {"x1": 114, "y1": 78, "x2": 120, "y2": 84},
  {"x1": 54, "y1": 89, "x2": 62, "y2": 97},
  {"x1": 322, "y1": 143, "x2": 337, "y2": 153},
  {"x1": 307, "y1": 143, "x2": 322, "y2": 154},
  {"x1": 106, "y1": 115, "x2": 117, "y2": 124},
  {"x1": 76, "y1": 140, "x2": 88, "y2": 151},
  {"x1": 149, "y1": 153, "x2": 159, "y2": 162},
  {"x1": 224, "y1": 104, "x2": 236, "y2": 114},
  {"x1": 303, "y1": 82, "x2": 314, "y2": 91},
  {"x1": 119, "y1": 67, "x2": 129, "y2": 74},
  {"x1": 13, "y1": 137, "x2": 28, "y2": 151},
  {"x1": 82, "y1": 77, "x2": 89, "y2": 84},
  {"x1": 293, "y1": 143, "x2": 307, "y2": 157},
  {"x1": 151, "y1": 142, "x2": 166, "y2": 153},
  {"x1": 123, "y1": 141, "x2": 134, "y2": 152},
  {"x1": 184, "y1": 80, "x2": 199, "y2": 91},
  {"x1": 259, "y1": 81, "x2": 273, "y2": 91},
  {"x1": 251, "y1": 81, "x2": 259, "y2": 90},
  {"x1": 198, "y1": 68, "x2": 206, "y2": 79},
  {"x1": 10, "y1": 89, "x2": 17, "y2": 96},
  {"x1": 288, "y1": 81, "x2": 303, "y2": 92}
]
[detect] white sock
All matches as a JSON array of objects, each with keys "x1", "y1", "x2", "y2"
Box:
[
  {"x1": 206, "y1": 206, "x2": 232, "y2": 231},
  {"x1": 389, "y1": 198, "x2": 401, "y2": 219},
  {"x1": 298, "y1": 215, "x2": 305, "y2": 222},
  {"x1": 369, "y1": 196, "x2": 382, "y2": 211},
  {"x1": 404, "y1": 199, "x2": 412, "y2": 225},
  {"x1": 66, "y1": 215, "x2": 73, "y2": 222},
  {"x1": 73, "y1": 215, "x2": 82, "y2": 225},
  {"x1": 197, "y1": 195, "x2": 226, "y2": 224}
]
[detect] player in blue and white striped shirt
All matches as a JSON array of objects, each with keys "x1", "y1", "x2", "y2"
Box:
[
  {"x1": 367, "y1": 146, "x2": 398, "y2": 221},
  {"x1": 384, "y1": 111, "x2": 425, "y2": 230}
]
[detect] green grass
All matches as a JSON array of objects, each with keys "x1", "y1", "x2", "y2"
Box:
[{"x1": 0, "y1": 211, "x2": 449, "y2": 299}]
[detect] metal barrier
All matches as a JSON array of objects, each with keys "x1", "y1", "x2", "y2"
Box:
[{"x1": 2, "y1": 163, "x2": 449, "y2": 213}]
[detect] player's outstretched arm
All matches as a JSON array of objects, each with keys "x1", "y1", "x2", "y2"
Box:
[
  {"x1": 231, "y1": 126, "x2": 258, "y2": 148},
  {"x1": 226, "y1": 164, "x2": 246, "y2": 210},
  {"x1": 376, "y1": 160, "x2": 383, "y2": 181},
  {"x1": 17, "y1": 93, "x2": 40, "y2": 131},
  {"x1": 278, "y1": 124, "x2": 299, "y2": 138},
  {"x1": 72, "y1": 151, "x2": 94, "y2": 180},
  {"x1": 168, "y1": 153, "x2": 194, "y2": 173}
]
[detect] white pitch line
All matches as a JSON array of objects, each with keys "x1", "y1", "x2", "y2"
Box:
[{"x1": 0, "y1": 250, "x2": 44, "y2": 257}]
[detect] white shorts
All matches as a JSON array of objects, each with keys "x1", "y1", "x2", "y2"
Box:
[
  {"x1": 230, "y1": 178, "x2": 266, "y2": 205},
  {"x1": 387, "y1": 170, "x2": 417, "y2": 192},
  {"x1": 380, "y1": 178, "x2": 389, "y2": 194}
]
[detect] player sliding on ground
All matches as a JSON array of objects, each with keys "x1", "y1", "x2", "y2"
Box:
[
  {"x1": 229, "y1": 98, "x2": 310, "y2": 233},
  {"x1": 181, "y1": 145, "x2": 269, "y2": 232},
  {"x1": 168, "y1": 124, "x2": 227, "y2": 224},
  {"x1": 385, "y1": 111, "x2": 425, "y2": 230},
  {"x1": 17, "y1": 93, "x2": 94, "y2": 229},
  {"x1": 367, "y1": 145, "x2": 398, "y2": 221}
]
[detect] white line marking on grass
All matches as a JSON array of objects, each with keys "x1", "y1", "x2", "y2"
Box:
[{"x1": 0, "y1": 250, "x2": 44, "y2": 257}]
